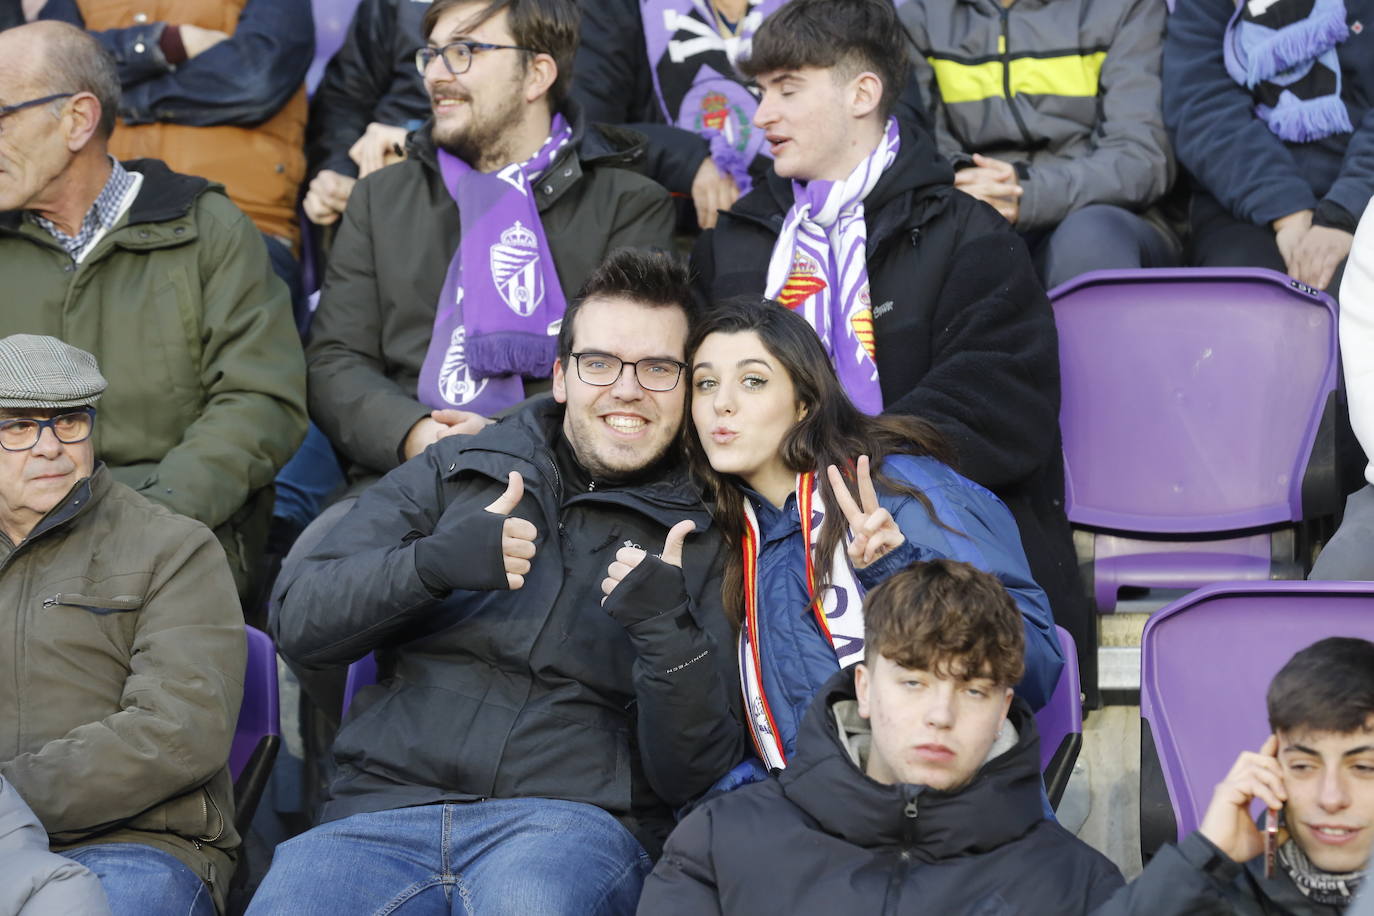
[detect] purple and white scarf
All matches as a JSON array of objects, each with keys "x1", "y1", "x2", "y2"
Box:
[
  {"x1": 642, "y1": 0, "x2": 788, "y2": 192},
  {"x1": 764, "y1": 117, "x2": 900, "y2": 415},
  {"x1": 417, "y1": 115, "x2": 574, "y2": 414}
]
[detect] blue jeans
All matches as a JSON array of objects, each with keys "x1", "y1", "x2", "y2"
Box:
[
  {"x1": 272, "y1": 422, "x2": 346, "y2": 531},
  {"x1": 65, "y1": 843, "x2": 213, "y2": 916},
  {"x1": 247, "y1": 799, "x2": 652, "y2": 915}
]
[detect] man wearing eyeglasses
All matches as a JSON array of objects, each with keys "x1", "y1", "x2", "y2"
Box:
[
  {"x1": 0, "y1": 334, "x2": 245, "y2": 916},
  {"x1": 304, "y1": 0, "x2": 674, "y2": 494},
  {"x1": 254, "y1": 248, "x2": 742, "y2": 914},
  {"x1": 0, "y1": 21, "x2": 307, "y2": 604}
]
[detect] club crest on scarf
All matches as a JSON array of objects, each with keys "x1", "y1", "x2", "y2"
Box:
[
  {"x1": 852, "y1": 286, "x2": 876, "y2": 361},
  {"x1": 437, "y1": 322, "x2": 490, "y2": 407},
  {"x1": 489, "y1": 221, "x2": 545, "y2": 318},
  {"x1": 778, "y1": 252, "x2": 827, "y2": 310}
]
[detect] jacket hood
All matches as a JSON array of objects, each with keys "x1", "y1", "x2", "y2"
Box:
[
  {"x1": 405, "y1": 99, "x2": 650, "y2": 175},
  {"x1": 450, "y1": 398, "x2": 713, "y2": 531},
  {"x1": 777, "y1": 667, "x2": 1045, "y2": 857},
  {"x1": 730, "y1": 118, "x2": 956, "y2": 233}
]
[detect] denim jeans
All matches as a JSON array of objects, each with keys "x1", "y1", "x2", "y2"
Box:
[
  {"x1": 64, "y1": 842, "x2": 213, "y2": 916},
  {"x1": 247, "y1": 799, "x2": 652, "y2": 915}
]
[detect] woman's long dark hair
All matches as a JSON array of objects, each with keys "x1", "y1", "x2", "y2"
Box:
[{"x1": 687, "y1": 297, "x2": 956, "y2": 630}]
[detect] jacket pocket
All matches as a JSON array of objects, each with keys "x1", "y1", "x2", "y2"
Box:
[{"x1": 41, "y1": 593, "x2": 144, "y2": 614}]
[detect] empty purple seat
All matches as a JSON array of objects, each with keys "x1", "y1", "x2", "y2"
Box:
[
  {"x1": 1036, "y1": 626, "x2": 1083, "y2": 809},
  {"x1": 1138, "y1": 581, "x2": 1374, "y2": 858},
  {"x1": 1051, "y1": 268, "x2": 1340, "y2": 613},
  {"x1": 230, "y1": 626, "x2": 282, "y2": 834}
]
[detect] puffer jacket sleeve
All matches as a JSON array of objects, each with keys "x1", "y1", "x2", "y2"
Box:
[
  {"x1": 1017, "y1": 0, "x2": 1174, "y2": 230},
  {"x1": 0, "y1": 521, "x2": 245, "y2": 837},
  {"x1": 0, "y1": 777, "x2": 112, "y2": 916},
  {"x1": 1325, "y1": 106, "x2": 1374, "y2": 234},
  {"x1": 900, "y1": 5, "x2": 973, "y2": 164},
  {"x1": 636, "y1": 805, "x2": 726, "y2": 916},
  {"x1": 271, "y1": 449, "x2": 513, "y2": 667},
  {"x1": 1087, "y1": 832, "x2": 1240, "y2": 914},
  {"x1": 882, "y1": 219, "x2": 1060, "y2": 494},
  {"x1": 853, "y1": 456, "x2": 1062, "y2": 709},
  {"x1": 124, "y1": 191, "x2": 308, "y2": 530},
  {"x1": 1163, "y1": 0, "x2": 1317, "y2": 225},
  {"x1": 602, "y1": 538, "x2": 747, "y2": 808}
]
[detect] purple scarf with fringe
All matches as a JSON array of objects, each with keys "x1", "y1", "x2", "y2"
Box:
[
  {"x1": 641, "y1": 0, "x2": 788, "y2": 193},
  {"x1": 1223, "y1": 0, "x2": 1352, "y2": 143},
  {"x1": 417, "y1": 115, "x2": 574, "y2": 414}
]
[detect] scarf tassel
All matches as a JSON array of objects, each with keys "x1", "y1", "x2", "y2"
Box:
[
  {"x1": 1236, "y1": 13, "x2": 1350, "y2": 86},
  {"x1": 1257, "y1": 92, "x2": 1354, "y2": 142},
  {"x1": 466, "y1": 332, "x2": 559, "y2": 379}
]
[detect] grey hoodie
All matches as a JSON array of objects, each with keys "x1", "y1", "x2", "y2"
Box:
[{"x1": 0, "y1": 777, "x2": 110, "y2": 916}]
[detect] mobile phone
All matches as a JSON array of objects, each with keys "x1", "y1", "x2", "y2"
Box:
[{"x1": 1264, "y1": 808, "x2": 1279, "y2": 879}]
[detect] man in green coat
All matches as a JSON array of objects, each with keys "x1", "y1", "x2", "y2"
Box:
[
  {"x1": 0, "y1": 334, "x2": 246, "y2": 916},
  {"x1": 0, "y1": 21, "x2": 308, "y2": 600}
]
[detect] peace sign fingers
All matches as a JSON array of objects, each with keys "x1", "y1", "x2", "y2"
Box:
[{"x1": 824, "y1": 456, "x2": 905, "y2": 570}]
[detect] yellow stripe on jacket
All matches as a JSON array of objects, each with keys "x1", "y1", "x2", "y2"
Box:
[{"x1": 927, "y1": 51, "x2": 1108, "y2": 103}]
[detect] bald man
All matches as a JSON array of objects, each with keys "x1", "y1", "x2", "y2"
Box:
[{"x1": 0, "y1": 21, "x2": 306, "y2": 602}]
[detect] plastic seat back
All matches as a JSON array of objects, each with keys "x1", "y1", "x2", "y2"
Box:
[{"x1": 230, "y1": 627, "x2": 282, "y2": 833}]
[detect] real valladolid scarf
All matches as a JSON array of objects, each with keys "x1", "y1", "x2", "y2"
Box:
[
  {"x1": 417, "y1": 114, "x2": 574, "y2": 414},
  {"x1": 641, "y1": 0, "x2": 787, "y2": 192},
  {"x1": 764, "y1": 117, "x2": 900, "y2": 415},
  {"x1": 1224, "y1": 0, "x2": 1353, "y2": 143}
]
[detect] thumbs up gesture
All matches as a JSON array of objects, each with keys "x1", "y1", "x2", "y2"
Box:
[
  {"x1": 485, "y1": 471, "x2": 538, "y2": 589},
  {"x1": 601, "y1": 519, "x2": 696, "y2": 604}
]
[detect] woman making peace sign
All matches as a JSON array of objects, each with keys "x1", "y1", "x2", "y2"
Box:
[{"x1": 688, "y1": 299, "x2": 1063, "y2": 770}]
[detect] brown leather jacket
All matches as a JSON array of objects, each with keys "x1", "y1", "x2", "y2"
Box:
[{"x1": 81, "y1": 0, "x2": 307, "y2": 247}]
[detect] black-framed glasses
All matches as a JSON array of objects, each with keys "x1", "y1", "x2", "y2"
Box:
[
  {"x1": 0, "y1": 92, "x2": 74, "y2": 132},
  {"x1": 0, "y1": 408, "x2": 95, "y2": 452},
  {"x1": 414, "y1": 41, "x2": 538, "y2": 77},
  {"x1": 571, "y1": 353, "x2": 687, "y2": 392}
]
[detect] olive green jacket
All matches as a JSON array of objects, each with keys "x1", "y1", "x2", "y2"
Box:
[
  {"x1": 0, "y1": 466, "x2": 245, "y2": 913},
  {"x1": 0, "y1": 158, "x2": 308, "y2": 595}
]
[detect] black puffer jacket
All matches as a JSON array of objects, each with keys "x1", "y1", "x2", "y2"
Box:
[
  {"x1": 272, "y1": 400, "x2": 745, "y2": 852},
  {"x1": 692, "y1": 120, "x2": 1094, "y2": 695},
  {"x1": 640, "y1": 669, "x2": 1125, "y2": 914}
]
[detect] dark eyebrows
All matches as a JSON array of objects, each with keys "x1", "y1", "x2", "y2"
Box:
[
  {"x1": 692, "y1": 358, "x2": 773, "y2": 372},
  {"x1": 761, "y1": 71, "x2": 800, "y2": 89},
  {"x1": 1282, "y1": 743, "x2": 1374, "y2": 758}
]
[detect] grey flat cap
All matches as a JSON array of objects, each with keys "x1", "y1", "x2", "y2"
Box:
[{"x1": 0, "y1": 334, "x2": 107, "y2": 409}]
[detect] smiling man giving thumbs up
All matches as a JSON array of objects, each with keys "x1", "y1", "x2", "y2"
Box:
[{"x1": 262, "y1": 249, "x2": 744, "y2": 915}]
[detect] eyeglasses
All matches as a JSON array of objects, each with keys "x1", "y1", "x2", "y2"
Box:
[
  {"x1": 414, "y1": 41, "x2": 538, "y2": 77},
  {"x1": 0, "y1": 408, "x2": 95, "y2": 452},
  {"x1": 571, "y1": 353, "x2": 687, "y2": 392},
  {"x1": 0, "y1": 92, "x2": 74, "y2": 133}
]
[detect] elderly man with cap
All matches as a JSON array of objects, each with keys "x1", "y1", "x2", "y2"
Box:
[{"x1": 0, "y1": 334, "x2": 246, "y2": 916}]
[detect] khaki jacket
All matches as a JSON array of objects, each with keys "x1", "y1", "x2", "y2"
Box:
[
  {"x1": 0, "y1": 467, "x2": 245, "y2": 914},
  {"x1": 0, "y1": 159, "x2": 308, "y2": 597}
]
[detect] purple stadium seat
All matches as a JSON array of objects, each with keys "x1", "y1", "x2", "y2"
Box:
[
  {"x1": 230, "y1": 626, "x2": 281, "y2": 834},
  {"x1": 342, "y1": 651, "x2": 378, "y2": 717},
  {"x1": 1051, "y1": 268, "x2": 1340, "y2": 613},
  {"x1": 1138, "y1": 581, "x2": 1374, "y2": 859},
  {"x1": 1036, "y1": 626, "x2": 1083, "y2": 809},
  {"x1": 307, "y1": 0, "x2": 364, "y2": 95}
]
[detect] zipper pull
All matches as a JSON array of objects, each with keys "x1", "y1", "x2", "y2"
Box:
[
  {"x1": 903, "y1": 798, "x2": 918, "y2": 819},
  {"x1": 42, "y1": 595, "x2": 59, "y2": 608}
]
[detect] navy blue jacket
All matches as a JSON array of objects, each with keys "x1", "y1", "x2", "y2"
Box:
[
  {"x1": 746, "y1": 453, "x2": 1062, "y2": 760},
  {"x1": 1164, "y1": 0, "x2": 1374, "y2": 226},
  {"x1": 40, "y1": 0, "x2": 312, "y2": 126}
]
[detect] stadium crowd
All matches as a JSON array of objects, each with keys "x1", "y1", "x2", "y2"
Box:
[{"x1": 1, "y1": 0, "x2": 1372, "y2": 912}]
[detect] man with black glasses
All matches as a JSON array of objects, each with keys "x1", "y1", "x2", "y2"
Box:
[
  {"x1": 253, "y1": 249, "x2": 743, "y2": 914},
  {"x1": 0, "y1": 334, "x2": 246, "y2": 916}
]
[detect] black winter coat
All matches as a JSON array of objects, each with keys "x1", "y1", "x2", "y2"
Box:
[
  {"x1": 639, "y1": 670, "x2": 1125, "y2": 914},
  {"x1": 305, "y1": 0, "x2": 430, "y2": 181},
  {"x1": 641, "y1": 668, "x2": 1289, "y2": 914},
  {"x1": 272, "y1": 401, "x2": 746, "y2": 852},
  {"x1": 692, "y1": 121, "x2": 1094, "y2": 693}
]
